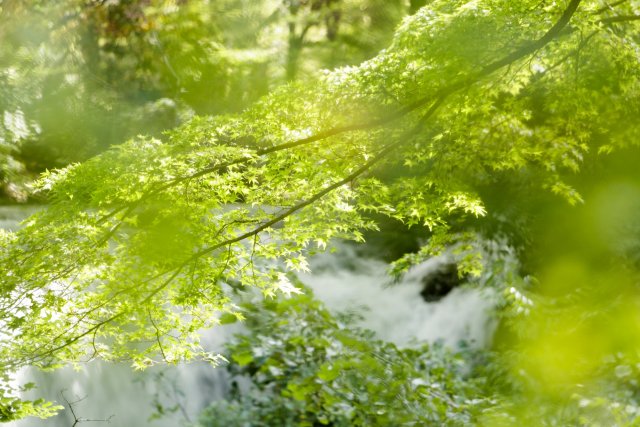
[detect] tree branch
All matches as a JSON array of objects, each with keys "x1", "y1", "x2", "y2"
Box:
[
  {"x1": 593, "y1": 0, "x2": 629, "y2": 15},
  {"x1": 600, "y1": 14, "x2": 640, "y2": 23},
  {"x1": 96, "y1": 0, "x2": 584, "y2": 232},
  {"x1": 477, "y1": 0, "x2": 582, "y2": 76}
]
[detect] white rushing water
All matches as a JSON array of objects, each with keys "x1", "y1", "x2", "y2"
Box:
[
  {"x1": 2, "y1": 206, "x2": 497, "y2": 427},
  {"x1": 302, "y1": 245, "x2": 496, "y2": 348},
  {"x1": 0, "y1": 205, "x2": 41, "y2": 231}
]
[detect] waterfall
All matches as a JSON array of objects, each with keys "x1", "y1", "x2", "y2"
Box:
[
  {"x1": 0, "y1": 206, "x2": 41, "y2": 231},
  {"x1": 8, "y1": 335, "x2": 236, "y2": 427},
  {"x1": 1, "y1": 206, "x2": 497, "y2": 426},
  {"x1": 301, "y1": 245, "x2": 496, "y2": 348}
]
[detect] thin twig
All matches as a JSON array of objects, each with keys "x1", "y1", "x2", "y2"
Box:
[{"x1": 60, "y1": 390, "x2": 114, "y2": 427}]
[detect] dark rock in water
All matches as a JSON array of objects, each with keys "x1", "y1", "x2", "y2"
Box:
[
  {"x1": 420, "y1": 263, "x2": 464, "y2": 302},
  {"x1": 356, "y1": 213, "x2": 429, "y2": 263}
]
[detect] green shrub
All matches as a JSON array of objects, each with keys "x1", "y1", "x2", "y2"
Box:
[{"x1": 195, "y1": 290, "x2": 491, "y2": 427}]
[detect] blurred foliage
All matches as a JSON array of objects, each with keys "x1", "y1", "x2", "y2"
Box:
[
  {"x1": 0, "y1": 0, "x2": 406, "y2": 201},
  {"x1": 484, "y1": 150, "x2": 640, "y2": 426}
]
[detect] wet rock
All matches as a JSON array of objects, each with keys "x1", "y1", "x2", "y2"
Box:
[{"x1": 420, "y1": 263, "x2": 464, "y2": 302}]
